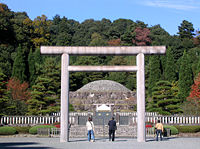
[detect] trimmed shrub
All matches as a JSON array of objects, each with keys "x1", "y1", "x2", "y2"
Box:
[
  {"x1": 0, "y1": 126, "x2": 16, "y2": 135},
  {"x1": 29, "y1": 125, "x2": 56, "y2": 134},
  {"x1": 174, "y1": 125, "x2": 200, "y2": 133},
  {"x1": 14, "y1": 126, "x2": 31, "y2": 134},
  {"x1": 164, "y1": 125, "x2": 178, "y2": 135}
]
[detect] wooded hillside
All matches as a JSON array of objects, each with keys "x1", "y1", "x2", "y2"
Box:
[{"x1": 0, "y1": 3, "x2": 200, "y2": 115}]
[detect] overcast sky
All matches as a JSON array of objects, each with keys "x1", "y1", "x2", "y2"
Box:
[{"x1": 2, "y1": 0, "x2": 200, "y2": 35}]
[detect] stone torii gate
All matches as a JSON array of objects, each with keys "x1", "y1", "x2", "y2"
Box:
[{"x1": 40, "y1": 46, "x2": 166, "y2": 142}]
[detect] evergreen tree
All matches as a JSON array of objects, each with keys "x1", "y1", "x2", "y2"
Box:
[
  {"x1": 187, "y1": 47, "x2": 200, "y2": 77},
  {"x1": 50, "y1": 15, "x2": 77, "y2": 46},
  {"x1": 147, "y1": 80, "x2": 182, "y2": 115},
  {"x1": 164, "y1": 47, "x2": 177, "y2": 82},
  {"x1": 27, "y1": 77, "x2": 52, "y2": 115},
  {"x1": 28, "y1": 48, "x2": 44, "y2": 87},
  {"x1": 106, "y1": 56, "x2": 129, "y2": 87},
  {"x1": 178, "y1": 51, "x2": 193, "y2": 101},
  {"x1": 149, "y1": 24, "x2": 170, "y2": 46},
  {"x1": 27, "y1": 58, "x2": 60, "y2": 115},
  {"x1": 178, "y1": 20, "x2": 194, "y2": 39},
  {"x1": 124, "y1": 56, "x2": 136, "y2": 91},
  {"x1": 111, "y1": 19, "x2": 134, "y2": 36},
  {"x1": 148, "y1": 55, "x2": 162, "y2": 96},
  {"x1": 28, "y1": 48, "x2": 36, "y2": 86},
  {"x1": 168, "y1": 36, "x2": 184, "y2": 62},
  {"x1": 121, "y1": 32, "x2": 133, "y2": 46},
  {"x1": 12, "y1": 12, "x2": 32, "y2": 47},
  {"x1": 12, "y1": 45, "x2": 28, "y2": 82},
  {"x1": 0, "y1": 45, "x2": 14, "y2": 78},
  {"x1": 0, "y1": 68, "x2": 9, "y2": 116}
]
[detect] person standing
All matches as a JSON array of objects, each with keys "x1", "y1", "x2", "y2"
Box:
[
  {"x1": 86, "y1": 117, "x2": 95, "y2": 142},
  {"x1": 108, "y1": 117, "x2": 117, "y2": 141},
  {"x1": 155, "y1": 119, "x2": 164, "y2": 141}
]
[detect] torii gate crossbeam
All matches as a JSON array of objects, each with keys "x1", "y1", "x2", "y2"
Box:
[{"x1": 40, "y1": 46, "x2": 166, "y2": 143}]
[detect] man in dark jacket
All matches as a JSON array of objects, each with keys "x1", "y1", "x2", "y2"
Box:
[{"x1": 108, "y1": 117, "x2": 117, "y2": 141}]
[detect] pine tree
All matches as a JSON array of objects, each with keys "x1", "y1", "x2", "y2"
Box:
[
  {"x1": 178, "y1": 20, "x2": 194, "y2": 39},
  {"x1": 178, "y1": 51, "x2": 193, "y2": 101},
  {"x1": 28, "y1": 48, "x2": 44, "y2": 87},
  {"x1": 12, "y1": 45, "x2": 27, "y2": 82},
  {"x1": 28, "y1": 48, "x2": 35, "y2": 87},
  {"x1": 27, "y1": 58, "x2": 60, "y2": 115},
  {"x1": 148, "y1": 80, "x2": 182, "y2": 115},
  {"x1": 0, "y1": 68, "x2": 9, "y2": 115},
  {"x1": 0, "y1": 45, "x2": 14, "y2": 78},
  {"x1": 164, "y1": 47, "x2": 177, "y2": 82},
  {"x1": 148, "y1": 55, "x2": 162, "y2": 96}
]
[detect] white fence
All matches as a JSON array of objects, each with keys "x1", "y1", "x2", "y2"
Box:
[
  {"x1": 0, "y1": 116, "x2": 75, "y2": 125},
  {"x1": 140, "y1": 116, "x2": 200, "y2": 125},
  {"x1": 0, "y1": 112, "x2": 200, "y2": 125}
]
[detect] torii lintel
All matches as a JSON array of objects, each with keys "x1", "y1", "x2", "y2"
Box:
[{"x1": 41, "y1": 46, "x2": 166, "y2": 55}]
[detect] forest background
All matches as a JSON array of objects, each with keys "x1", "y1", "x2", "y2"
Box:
[{"x1": 0, "y1": 3, "x2": 200, "y2": 116}]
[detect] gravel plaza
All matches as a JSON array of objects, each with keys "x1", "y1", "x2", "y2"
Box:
[{"x1": 0, "y1": 136, "x2": 200, "y2": 149}]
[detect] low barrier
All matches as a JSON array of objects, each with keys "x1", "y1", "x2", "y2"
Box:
[
  {"x1": 0, "y1": 112, "x2": 200, "y2": 126},
  {"x1": 42, "y1": 126, "x2": 154, "y2": 138}
]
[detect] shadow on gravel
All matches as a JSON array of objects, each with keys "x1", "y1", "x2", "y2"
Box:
[
  {"x1": 69, "y1": 138, "x2": 88, "y2": 142},
  {"x1": 69, "y1": 137, "x2": 129, "y2": 142},
  {"x1": 146, "y1": 137, "x2": 177, "y2": 142},
  {"x1": 0, "y1": 142, "x2": 53, "y2": 149}
]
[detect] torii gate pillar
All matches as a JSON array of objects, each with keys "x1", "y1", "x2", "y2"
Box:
[
  {"x1": 137, "y1": 53, "x2": 145, "y2": 142},
  {"x1": 60, "y1": 53, "x2": 69, "y2": 142},
  {"x1": 40, "y1": 46, "x2": 166, "y2": 143}
]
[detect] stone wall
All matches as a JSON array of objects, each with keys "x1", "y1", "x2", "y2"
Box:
[
  {"x1": 69, "y1": 91, "x2": 136, "y2": 111},
  {"x1": 69, "y1": 125, "x2": 137, "y2": 138}
]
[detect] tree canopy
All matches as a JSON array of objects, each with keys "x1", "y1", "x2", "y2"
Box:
[{"x1": 0, "y1": 3, "x2": 199, "y2": 115}]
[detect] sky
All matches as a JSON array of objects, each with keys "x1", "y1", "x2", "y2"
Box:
[{"x1": 1, "y1": 0, "x2": 200, "y2": 35}]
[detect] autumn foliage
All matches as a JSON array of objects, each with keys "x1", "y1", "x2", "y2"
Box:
[
  {"x1": 187, "y1": 73, "x2": 200, "y2": 105},
  {"x1": 132, "y1": 27, "x2": 151, "y2": 46},
  {"x1": 7, "y1": 78, "x2": 30, "y2": 101}
]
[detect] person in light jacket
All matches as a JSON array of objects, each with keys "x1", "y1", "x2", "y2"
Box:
[
  {"x1": 155, "y1": 119, "x2": 164, "y2": 141},
  {"x1": 86, "y1": 117, "x2": 95, "y2": 142}
]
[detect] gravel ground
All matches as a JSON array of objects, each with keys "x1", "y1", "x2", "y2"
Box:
[{"x1": 0, "y1": 137, "x2": 200, "y2": 149}]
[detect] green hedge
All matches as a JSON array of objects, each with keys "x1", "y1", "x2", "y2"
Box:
[
  {"x1": 29, "y1": 125, "x2": 56, "y2": 134},
  {"x1": 0, "y1": 126, "x2": 16, "y2": 135},
  {"x1": 164, "y1": 125, "x2": 178, "y2": 135},
  {"x1": 174, "y1": 125, "x2": 200, "y2": 133},
  {"x1": 13, "y1": 126, "x2": 31, "y2": 134}
]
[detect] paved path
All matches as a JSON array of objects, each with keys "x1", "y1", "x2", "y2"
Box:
[{"x1": 0, "y1": 137, "x2": 199, "y2": 149}]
